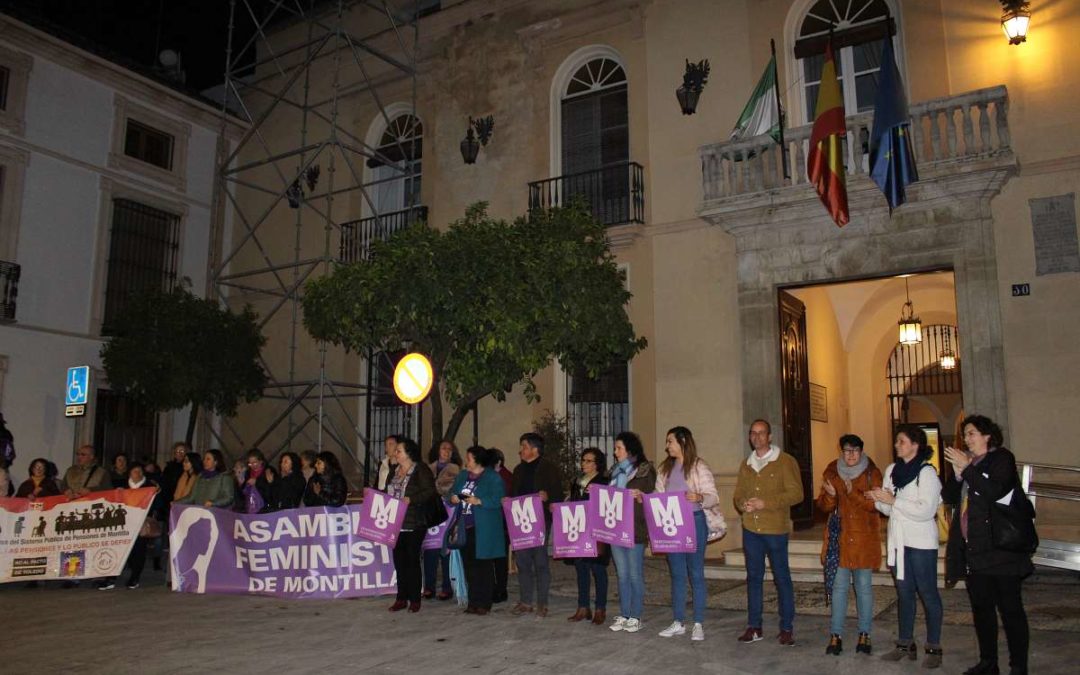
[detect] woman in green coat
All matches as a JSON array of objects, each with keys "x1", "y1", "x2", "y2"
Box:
[
  {"x1": 175, "y1": 449, "x2": 235, "y2": 508},
  {"x1": 447, "y1": 445, "x2": 506, "y2": 615}
]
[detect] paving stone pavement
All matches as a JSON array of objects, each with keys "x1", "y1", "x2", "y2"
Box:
[{"x1": 2, "y1": 558, "x2": 1077, "y2": 674}]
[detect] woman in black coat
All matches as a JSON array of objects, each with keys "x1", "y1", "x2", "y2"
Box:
[
  {"x1": 385, "y1": 437, "x2": 437, "y2": 612},
  {"x1": 566, "y1": 447, "x2": 611, "y2": 626},
  {"x1": 943, "y1": 415, "x2": 1033, "y2": 675},
  {"x1": 303, "y1": 451, "x2": 348, "y2": 507},
  {"x1": 266, "y1": 452, "x2": 306, "y2": 510}
]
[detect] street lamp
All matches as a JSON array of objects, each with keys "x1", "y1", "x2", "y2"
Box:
[
  {"x1": 1000, "y1": 0, "x2": 1031, "y2": 45},
  {"x1": 460, "y1": 115, "x2": 495, "y2": 164}
]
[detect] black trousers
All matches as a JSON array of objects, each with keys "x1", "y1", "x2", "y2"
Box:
[
  {"x1": 492, "y1": 537, "x2": 509, "y2": 601},
  {"x1": 966, "y1": 573, "x2": 1029, "y2": 669},
  {"x1": 393, "y1": 530, "x2": 424, "y2": 602},
  {"x1": 463, "y1": 527, "x2": 494, "y2": 610}
]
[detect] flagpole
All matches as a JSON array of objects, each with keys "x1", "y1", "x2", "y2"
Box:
[{"x1": 770, "y1": 39, "x2": 789, "y2": 180}]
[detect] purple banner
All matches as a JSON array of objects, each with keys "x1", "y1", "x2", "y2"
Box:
[
  {"x1": 421, "y1": 503, "x2": 455, "y2": 551},
  {"x1": 551, "y1": 502, "x2": 598, "y2": 559},
  {"x1": 355, "y1": 488, "x2": 406, "y2": 546},
  {"x1": 588, "y1": 485, "x2": 635, "y2": 548},
  {"x1": 643, "y1": 492, "x2": 697, "y2": 553},
  {"x1": 169, "y1": 503, "x2": 396, "y2": 599},
  {"x1": 502, "y1": 494, "x2": 546, "y2": 551}
]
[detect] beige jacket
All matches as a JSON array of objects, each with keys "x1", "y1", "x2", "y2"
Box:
[{"x1": 732, "y1": 450, "x2": 804, "y2": 535}]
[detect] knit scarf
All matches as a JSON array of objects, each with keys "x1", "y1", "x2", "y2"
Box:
[
  {"x1": 610, "y1": 458, "x2": 634, "y2": 488},
  {"x1": 200, "y1": 469, "x2": 219, "y2": 479},
  {"x1": 891, "y1": 449, "x2": 931, "y2": 491},
  {"x1": 836, "y1": 453, "x2": 869, "y2": 482},
  {"x1": 746, "y1": 445, "x2": 780, "y2": 473}
]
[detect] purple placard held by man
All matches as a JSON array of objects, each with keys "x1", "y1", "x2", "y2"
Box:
[
  {"x1": 551, "y1": 501, "x2": 598, "y2": 559},
  {"x1": 421, "y1": 502, "x2": 455, "y2": 551},
  {"x1": 502, "y1": 494, "x2": 545, "y2": 551},
  {"x1": 355, "y1": 487, "x2": 406, "y2": 546},
  {"x1": 643, "y1": 492, "x2": 697, "y2": 553},
  {"x1": 588, "y1": 485, "x2": 634, "y2": 548}
]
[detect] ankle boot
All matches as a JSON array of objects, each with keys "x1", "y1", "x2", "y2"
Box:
[
  {"x1": 923, "y1": 645, "x2": 944, "y2": 669},
  {"x1": 591, "y1": 609, "x2": 607, "y2": 625},
  {"x1": 825, "y1": 634, "x2": 842, "y2": 655},
  {"x1": 856, "y1": 632, "x2": 872, "y2": 654},
  {"x1": 880, "y1": 641, "x2": 917, "y2": 662},
  {"x1": 568, "y1": 607, "x2": 592, "y2": 622}
]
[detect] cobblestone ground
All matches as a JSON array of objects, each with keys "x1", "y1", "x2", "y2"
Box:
[{"x1": 2, "y1": 558, "x2": 1076, "y2": 675}]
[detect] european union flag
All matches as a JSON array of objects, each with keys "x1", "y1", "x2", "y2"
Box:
[{"x1": 869, "y1": 38, "x2": 918, "y2": 211}]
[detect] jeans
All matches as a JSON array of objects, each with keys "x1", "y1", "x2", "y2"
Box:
[
  {"x1": 610, "y1": 543, "x2": 645, "y2": 620},
  {"x1": 967, "y1": 573, "x2": 1029, "y2": 670},
  {"x1": 574, "y1": 558, "x2": 608, "y2": 610},
  {"x1": 667, "y1": 511, "x2": 708, "y2": 623},
  {"x1": 516, "y1": 545, "x2": 551, "y2": 607},
  {"x1": 743, "y1": 528, "x2": 795, "y2": 631},
  {"x1": 894, "y1": 546, "x2": 942, "y2": 645},
  {"x1": 830, "y1": 567, "x2": 874, "y2": 635},
  {"x1": 392, "y1": 530, "x2": 424, "y2": 602},
  {"x1": 423, "y1": 549, "x2": 451, "y2": 593}
]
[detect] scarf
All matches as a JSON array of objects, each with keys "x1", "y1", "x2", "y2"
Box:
[
  {"x1": 746, "y1": 444, "x2": 780, "y2": 473},
  {"x1": 578, "y1": 472, "x2": 597, "y2": 493},
  {"x1": 248, "y1": 464, "x2": 265, "y2": 480},
  {"x1": 200, "y1": 469, "x2": 219, "y2": 479},
  {"x1": 128, "y1": 476, "x2": 146, "y2": 489},
  {"x1": 890, "y1": 449, "x2": 931, "y2": 491},
  {"x1": 610, "y1": 458, "x2": 634, "y2": 488},
  {"x1": 836, "y1": 453, "x2": 869, "y2": 482}
]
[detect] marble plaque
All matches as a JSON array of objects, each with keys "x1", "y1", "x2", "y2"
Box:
[{"x1": 1030, "y1": 193, "x2": 1080, "y2": 276}]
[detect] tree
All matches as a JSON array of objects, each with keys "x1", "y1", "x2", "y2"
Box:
[
  {"x1": 101, "y1": 287, "x2": 268, "y2": 445},
  {"x1": 302, "y1": 202, "x2": 647, "y2": 442}
]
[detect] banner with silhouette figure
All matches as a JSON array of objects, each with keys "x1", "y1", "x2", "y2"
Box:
[
  {"x1": 0, "y1": 488, "x2": 156, "y2": 583},
  {"x1": 169, "y1": 503, "x2": 397, "y2": 599}
]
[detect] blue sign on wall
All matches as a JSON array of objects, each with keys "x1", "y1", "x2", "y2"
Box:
[{"x1": 65, "y1": 366, "x2": 90, "y2": 406}]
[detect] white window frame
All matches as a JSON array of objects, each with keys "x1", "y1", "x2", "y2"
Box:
[{"x1": 360, "y1": 102, "x2": 422, "y2": 219}]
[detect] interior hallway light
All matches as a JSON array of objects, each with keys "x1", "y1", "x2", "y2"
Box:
[
  {"x1": 939, "y1": 327, "x2": 957, "y2": 370},
  {"x1": 1000, "y1": 0, "x2": 1031, "y2": 45},
  {"x1": 898, "y1": 277, "x2": 923, "y2": 345}
]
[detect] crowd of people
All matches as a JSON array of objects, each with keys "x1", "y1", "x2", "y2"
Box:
[{"x1": 2, "y1": 412, "x2": 1036, "y2": 674}]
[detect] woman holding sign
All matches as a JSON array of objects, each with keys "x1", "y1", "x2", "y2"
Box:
[
  {"x1": 447, "y1": 445, "x2": 506, "y2": 615},
  {"x1": 567, "y1": 447, "x2": 610, "y2": 625},
  {"x1": 387, "y1": 438, "x2": 437, "y2": 613},
  {"x1": 605, "y1": 431, "x2": 655, "y2": 634},
  {"x1": 654, "y1": 426, "x2": 720, "y2": 641}
]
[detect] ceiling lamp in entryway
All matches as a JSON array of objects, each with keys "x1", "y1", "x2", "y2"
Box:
[
  {"x1": 898, "y1": 277, "x2": 923, "y2": 345},
  {"x1": 940, "y1": 327, "x2": 958, "y2": 370}
]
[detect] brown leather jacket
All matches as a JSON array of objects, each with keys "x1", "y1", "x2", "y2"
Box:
[{"x1": 815, "y1": 458, "x2": 883, "y2": 570}]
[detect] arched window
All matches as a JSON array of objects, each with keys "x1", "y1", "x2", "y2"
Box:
[
  {"x1": 793, "y1": 0, "x2": 900, "y2": 123},
  {"x1": 560, "y1": 56, "x2": 628, "y2": 176},
  {"x1": 365, "y1": 112, "x2": 422, "y2": 216}
]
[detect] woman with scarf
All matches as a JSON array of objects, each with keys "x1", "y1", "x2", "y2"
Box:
[
  {"x1": 175, "y1": 449, "x2": 236, "y2": 508},
  {"x1": 424, "y1": 439, "x2": 461, "y2": 600},
  {"x1": 816, "y1": 434, "x2": 883, "y2": 656},
  {"x1": 239, "y1": 448, "x2": 272, "y2": 513},
  {"x1": 447, "y1": 445, "x2": 506, "y2": 615},
  {"x1": 386, "y1": 438, "x2": 437, "y2": 612},
  {"x1": 566, "y1": 447, "x2": 610, "y2": 626},
  {"x1": 16, "y1": 457, "x2": 63, "y2": 498},
  {"x1": 943, "y1": 415, "x2": 1033, "y2": 675},
  {"x1": 304, "y1": 451, "x2": 348, "y2": 507},
  {"x1": 172, "y1": 452, "x2": 202, "y2": 502},
  {"x1": 266, "y1": 451, "x2": 306, "y2": 510},
  {"x1": 603, "y1": 431, "x2": 655, "y2": 634},
  {"x1": 96, "y1": 463, "x2": 164, "y2": 590},
  {"x1": 870, "y1": 425, "x2": 944, "y2": 668}
]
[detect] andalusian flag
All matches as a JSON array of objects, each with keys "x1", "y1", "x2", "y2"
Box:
[
  {"x1": 869, "y1": 38, "x2": 919, "y2": 211},
  {"x1": 807, "y1": 41, "x2": 849, "y2": 227},
  {"x1": 730, "y1": 55, "x2": 781, "y2": 143}
]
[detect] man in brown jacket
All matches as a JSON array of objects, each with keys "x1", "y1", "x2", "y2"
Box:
[{"x1": 733, "y1": 419, "x2": 804, "y2": 646}]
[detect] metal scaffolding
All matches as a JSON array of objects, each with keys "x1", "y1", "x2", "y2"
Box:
[{"x1": 209, "y1": 0, "x2": 423, "y2": 481}]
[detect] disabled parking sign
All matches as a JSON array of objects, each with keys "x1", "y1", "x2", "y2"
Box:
[{"x1": 65, "y1": 366, "x2": 89, "y2": 416}]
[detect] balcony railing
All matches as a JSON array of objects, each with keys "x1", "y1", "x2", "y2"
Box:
[
  {"x1": 339, "y1": 205, "x2": 427, "y2": 263},
  {"x1": 1, "y1": 260, "x2": 19, "y2": 323},
  {"x1": 700, "y1": 86, "x2": 1012, "y2": 202},
  {"x1": 528, "y1": 161, "x2": 645, "y2": 227}
]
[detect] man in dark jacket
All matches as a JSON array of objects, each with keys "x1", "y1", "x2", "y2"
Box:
[{"x1": 508, "y1": 432, "x2": 564, "y2": 618}]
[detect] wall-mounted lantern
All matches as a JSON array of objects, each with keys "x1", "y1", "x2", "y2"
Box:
[
  {"x1": 676, "y1": 59, "x2": 710, "y2": 115},
  {"x1": 1000, "y1": 0, "x2": 1031, "y2": 45},
  {"x1": 460, "y1": 115, "x2": 495, "y2": 164}
]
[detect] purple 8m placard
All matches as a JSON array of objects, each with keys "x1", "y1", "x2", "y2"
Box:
[
  {"x1": 643, "y1": 492, "x2": 697, "y2": 553},
  {"x1": 588, "y1": 485, "x2": 634, "y2": 548}
]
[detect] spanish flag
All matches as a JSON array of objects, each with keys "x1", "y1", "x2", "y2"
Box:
[{"x1": 807, "y1": 41, "x2": 849, "y2": 227}]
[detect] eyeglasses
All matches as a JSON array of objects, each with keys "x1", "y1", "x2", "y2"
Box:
[
  {"x1": 581, "y1": 458, "x2": 596, "y2": 464},
  {"x1": 841, "y1": 448, "x2": 863, "y2": 454}
]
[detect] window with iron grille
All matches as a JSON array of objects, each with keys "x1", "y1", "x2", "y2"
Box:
[
  {"x1": 124, "y1": 119, "x2": 175, "y2": 170},
  {"x1": 567, "y1": 361, "x2": 629, "y2": 462},
  {"x1": 102, "y1": 199, "x2": 181, "y2": 334}
]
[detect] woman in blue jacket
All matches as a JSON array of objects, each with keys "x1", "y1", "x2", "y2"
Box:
[{"x1": 448, "y1": 445, "x2": 506, "y2": 615}]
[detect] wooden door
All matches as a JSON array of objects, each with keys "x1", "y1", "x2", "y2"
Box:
[{"x1": 778, "y1": 290, "x2": 814, "y2": 529}]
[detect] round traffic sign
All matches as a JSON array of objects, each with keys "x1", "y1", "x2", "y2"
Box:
[{"x1": 393, "y1": 353, "x2": 433, "y2": 404}]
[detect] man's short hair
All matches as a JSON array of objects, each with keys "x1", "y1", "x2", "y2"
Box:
[
  {"x1": 749, "y1": 419, "x2": 771, "y2": 434},
  {"x1": 519, "y1": 432, "x2": 544, "y2": 454}
]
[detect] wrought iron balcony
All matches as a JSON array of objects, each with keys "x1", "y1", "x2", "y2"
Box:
[
  {"x1": 700, "y1": 85, "x2": 1012, "y2": 204},
  {"x1": 339, "y1": 205, "x2": 428, "y2": 263},
  {"x1": 0, "y1": 260, "x2": 19, "y2": 323},
  {"x1": 528, "y1": 161, "x2": 645, "y2": 227}
]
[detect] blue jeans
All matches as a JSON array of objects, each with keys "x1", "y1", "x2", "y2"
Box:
[
  {"x1": 574, "y1": 558, "x2": 608, "y2": 610},
  {"x1": 831, "y1": 567, "x2": 874, "y2": 635},
  {"x1": 610, "y1": 543, "x2": 645, "y2": 619},
  {"x1": 743, "y1": 528, "x2": 795, "y2": 631},
  {"x1": 894, "y1": 546, "x2": 942, "y2": 645},
  {"x1": 666, "y1": 510, "x2": 708, "y2": 623},
  {"x1": 423, "y1": 548, "x2": 450, "y2": 593}
]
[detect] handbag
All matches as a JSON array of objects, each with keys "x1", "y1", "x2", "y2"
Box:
[
  {"x1": 442, "y1": 504, "x2": 468, "y2": 551},
  {"x1": 139, "y1": 516, "x2": 163, "y2": 539},
  {"x1": 425, "y1": 494, "x2": 449, "y2": 529},
  {"x1": 989, "y1": 483, "x2": 1039, "y2": 554}
]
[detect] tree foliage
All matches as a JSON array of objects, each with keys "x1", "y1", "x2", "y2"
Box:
[
  {"x1": 302, "y1": 202, "x2": 647, "y2": 441},
  {"x1": 101, "y1": 287, "x2": 268, "y2": 445}
]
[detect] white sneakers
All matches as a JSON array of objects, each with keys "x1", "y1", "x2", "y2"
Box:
[
  {"x1": 624, "y1": 618, "x2": 642, "y2": 633},
  {"x1": 609, "y1": 616, "x2": 629, "y2": 632},
  {"x1": 691, "y1": 623, "x2": 705, "y2": 641},
  {"x1": 659, "y1": 621, "x2": 686, "y2": 637}
]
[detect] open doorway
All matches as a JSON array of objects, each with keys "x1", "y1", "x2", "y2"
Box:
[{"x1": 780, "y1": 269, "x2": 959, "y2": 522}]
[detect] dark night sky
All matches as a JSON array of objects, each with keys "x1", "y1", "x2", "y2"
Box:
[{"x1": 4, "y1": 0, "x2": 256, "y2": 91}]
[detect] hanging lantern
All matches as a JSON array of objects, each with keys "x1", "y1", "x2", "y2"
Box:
[
  {"x1": 898, "y1": 277, "x2": 922, "y2": 345},
  {"x1": 1000, "y1": 1, "x2": 1031, "y2": 45},
  {"x1": 939, "y1": 327, "x2": 957, "y2": 370}
]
